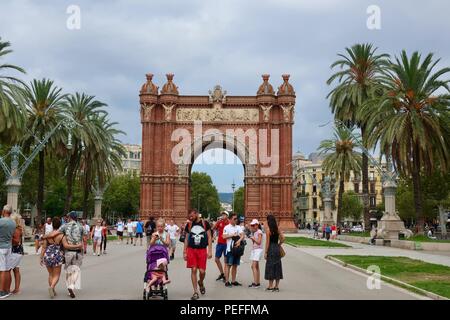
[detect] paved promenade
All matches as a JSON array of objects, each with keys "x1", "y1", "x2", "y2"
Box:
[{"x1": 7, "y1": 238, "x2": 427, "y2": 300}]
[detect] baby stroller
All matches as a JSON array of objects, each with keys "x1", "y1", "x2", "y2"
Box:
[{"x1": 143, "y1": 244, "x2": 170, "y2": 300}]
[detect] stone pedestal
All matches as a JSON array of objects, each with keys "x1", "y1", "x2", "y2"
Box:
[
  {"x1": 376, "y1": 181, "x2": 407, "y2": 240},
  {"x1": 6, "y1": 177, "x2": 21, "y2": 215},
  {"x1": 321, "y1": 197, "x2": 334, "y2": 227}
]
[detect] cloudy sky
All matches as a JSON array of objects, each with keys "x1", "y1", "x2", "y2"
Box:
[{"x1": 1, "y1": 0, "x2": 449, "y2": 192}]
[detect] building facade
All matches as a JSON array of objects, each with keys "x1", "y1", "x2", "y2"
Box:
[
  {"x1": 121, "y1": 144, "x2": 142, "y2": 176},
  {"x1": 292, "y1": 151, "x2": 385, "y2": 225}
]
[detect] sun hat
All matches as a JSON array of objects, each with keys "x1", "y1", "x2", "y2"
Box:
[{"x1": 250, "y1": 219, "x2": 259, "y2": 225}]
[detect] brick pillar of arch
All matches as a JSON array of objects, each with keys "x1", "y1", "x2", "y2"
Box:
[{"x1": 139, "y1": 78, "x2": 297, "y2": 231}]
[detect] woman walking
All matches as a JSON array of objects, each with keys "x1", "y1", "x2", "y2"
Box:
[
  {"x1": 91, "y1": 220, "x2": 103, "y2": 256},
  {"x1": 264, "y1": 214, "x2": 285, "y2": 292},
  {"x1": 100, "y1": 221, "x2": 108, "y2": 254},
  {"x1": 248, "y1": 219, "x2": 263, "y2": 288},
  {"x1": 149, "y1": 218, "x2": 170, "y2": 247},
  {"x1": 9, "y1": 214, "x2": 24, "y2": 294},
  {"x1": 33, "y1": 220, "x2": 44, "y2": 254},
  {"x1": 40, "y1": 217, "x2": 83, "y2": 298}
]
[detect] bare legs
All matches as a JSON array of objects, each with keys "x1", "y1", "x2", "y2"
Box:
[
  {"x1": 0, "y1": 270, "x2": 12, "y2": 293},
  {"x1": 251, "y1": 261, "x2": 260, "y2": 285},
  {"x1": 11, "y1": 268, "x2": 20, "y2": 294},
  {"x1": 215, "y1": 257, "x2": 224, "y2": 275},
  {"x1": 190, "y1": 267, "x2": 199, "y2": 294},
  {"x1": 224, "y1": 264, "x2": 237, "y2": 283}
]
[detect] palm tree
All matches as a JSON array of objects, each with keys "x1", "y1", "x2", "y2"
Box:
[
  {"x1": 0, "y1": 38, "x2": 27, "y2": 144},
  {"x1": 327, "y1": 43, "x2": 389, "y2": 230},
  {"x1": 363, "y1": 51, "x2": 450, "y2": 233},
  {"x1": 79, "y1": 113, "x2": 125, "y2": 218},
  {"x1": 24, "y1": 79, "x2": 67, "y2": 223},
  {"x1": 318, "y1": 126, "x2": 362, "y2": 224},
  {"x1": 63, "y1": 93, "x2": 107, "y2": 213}
]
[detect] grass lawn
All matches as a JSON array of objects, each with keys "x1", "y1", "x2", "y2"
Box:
[
  {"x1": 329, "y1": 255, "x2": 450, "y2": 299},
  {"x1": 285, "y1": 237, "x2": 350, "y2": 248},
  {"x1": 409, "y1": 235, "x2": 450, "y2": 243},
  {"x1": 343, "y1": 231, "x2": 370, "y2": 237}
]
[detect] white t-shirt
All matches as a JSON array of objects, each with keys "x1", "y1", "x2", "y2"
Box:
[
  {"x1": 84, "y1": 225, "x2": 90, "y2": 234},
  {"x1": 166, "y1": 224, "x2": 179, "y2": 240},
  {"x1": 117, "y1": 222, "x2": 124, "y2": 232},
  {"x1": 93, "y1": 226, "x2": 102, "y2": 238},
  {"x1": 126, "y1": 222, "x2": 135, "y2": 233},
  {"x1": 45, "y1": 223, "x2": 53, "y2": 235},
  {"x1": 223, "y1": 224, "x2": 243, "y2": 253}
]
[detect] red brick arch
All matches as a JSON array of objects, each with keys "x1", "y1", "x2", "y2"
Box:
[{"x1": 139, "y1": 74, "x2": 296, "y2": 231}]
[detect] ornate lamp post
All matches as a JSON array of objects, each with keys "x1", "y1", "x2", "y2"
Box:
[
  {"x1": 0, "y1": 119, "x2": 75, "y2": 215},
  {"x1": 91, "y1": 178, "x2": 110, "y2": 220},
  {"x1": 231, "y1": 180, "x2": 236, "y2": 213}
]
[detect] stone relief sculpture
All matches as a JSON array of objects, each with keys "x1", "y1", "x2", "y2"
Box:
[
  {"x1": 259, "y1": 104, "x2": 273, "y2": 122},
  {"x1": 208, "y1": 85, "x2": 227, "y2": 104},
  {"x1": 176, "y1": 107, "x2": 259, "y2": 122},
  {"x1": 280, "y1": 104, "x2": 295, "y2": 122},
  {"x1": 162, "y1": 104, "x2": 176, "y2": 121},
  {"x1": 141, "y1": 103, "x2": 155, "y2": 120}
]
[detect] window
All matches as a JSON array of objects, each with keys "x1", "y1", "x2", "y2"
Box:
[
  {"x1": 354, "y1": 183, "x2": 359, "y2": 193},
  {"x1": 313, "y1": 212, "x2": 317, "y2": 220},
  {"x1": 370, "y1": 196, "x2": 376, "y2": 207},
  {"x1": 369, "y1": 171, "x2": 375, "y2": 180},
  {"x1": 370, "y1": 183, "x2": 375, "y2": 194},
  {"x1": 312, "y1": 197, "x2": 317, "y2": 209},
  {"x1": 313, "y1": 185, "x2": 317, "y2": 194}
]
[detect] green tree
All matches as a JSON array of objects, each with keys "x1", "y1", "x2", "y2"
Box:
[
  {"x1": 0, "y1": 38, "x2": 27, "y2": 144},
  {"x1": 63, "y1": 92, "x2": 107, "y2": 214},
  {"x1": 233, "y1": 186, "x2": 244, "y2": 216},
  {"x1": 341, "y1": 191, "x2": 363, "y2": 222},
  {"x1": 327, "y1": 43, "x2": 389, "y2": 230},
  {"x1": 103, "y1": 174, "x2": 140, "y2": 217},
  {"x1": 23, "y1": 79, "x2": 67, "y2": 223},
  {"x1": 318, "y1": 126, "x2": 362, "y2": 224},
  {"x1": 364, "y1": 51, "x2": 450, "y2": 233},
  {"x1": 190, "y1": 171, "x2": 221, "y2": 219}
]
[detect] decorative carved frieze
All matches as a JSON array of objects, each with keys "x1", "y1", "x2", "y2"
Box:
[{"x1": 176, "y1": 105, "x2": 259, "y2": 122}]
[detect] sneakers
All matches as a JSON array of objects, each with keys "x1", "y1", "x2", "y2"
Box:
[
  {"x1": 248, "y1": 283, "x2": 260, "y2": 288},
  {"x1": 0, "y1": 291, "x2": 11, "y2": 299},
  {"x1": 216, "y1": 273, "x2": 225, "y2": 281},
  {"x1": 224, "y1": 281, "x2": 232, "y2": 287},
  {"x1": 231, "y1": 281, "x2": 242, "y2": 286}
]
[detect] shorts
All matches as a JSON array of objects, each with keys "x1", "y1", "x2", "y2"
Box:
[
  {"x1": 215, "y1": 243, "x2": 227, "y2": 258},
  {"x1": 250, "y1": 248, "x2": 263, "y2": 261},
  {"x1": 8, "y1": 253, "x2": 23, "y2": 270},
  {"x1": 64, "y1": 251, "x2": 83, "y2": 270},
  {"x1": 128, "y1": 232, "x2": 135, "y2": 238},
  {"x1": 117, "y1": 231, "x2": 123, "y2": 237},
  {"x1": 136, "y1": 232, "x2": 143, "y2": 238},
  {"x1": 186, "y1": 247, "x2": 207, "y2": 270},
  {"x1": 332, "y1": 230, "x2": 337, "y2": 236},
  {"x1": 170, "y1": 239, "x2": 177, "y2": 248},
  {"x1": 93, "y1": 236, "x2": 102, "y2": 242},
  {"x1": 225, "y1": 251, "x2": 240, "y2": 266},
  {"x1": 0, "y1": 248, "x2": 12, "y2": 271}
]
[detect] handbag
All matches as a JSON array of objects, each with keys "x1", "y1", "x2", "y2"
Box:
[
  {"x1": 12, "y1": 244, "x2": 24, "y2": 255},
  {"x1": 279, "y1": 245, "x2": 285, "y2": 258}
]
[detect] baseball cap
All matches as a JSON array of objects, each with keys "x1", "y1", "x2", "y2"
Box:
[
  {"x1": 250, "y1": 219, "x2": 259, "y2": 225},
  {"x1": 221, "y1": 211, "x2": 229, "y2": 216}
]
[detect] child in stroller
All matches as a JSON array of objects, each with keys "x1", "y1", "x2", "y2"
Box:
[{"x1": 143, "y1": 244, "x2": 170, "y2": 300}]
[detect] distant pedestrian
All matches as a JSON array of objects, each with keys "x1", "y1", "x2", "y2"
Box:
[
  {"x1": 9, "y1": 214, "x2": 24, "y2": 295},
  {"x1": 44, "y1": 217, "x2": 53, "y2": 235},
  {"x1": 183, "y1": 209, "x2": 212, "y2": 300},
  {"x1": 41, "y1": 217, "x2": 82, "y2": 298},
  {"x1": 248, "y1": 219, "x2": 263, "y2": 288},
  {"x1": 325, "y1": 225, "x2": 331, "y2": 241},
  {"x1": 212, "y1": 211, "x2": 229, "y2": 282},
  {"x1": 33, "y1": 220, "x2": 44, "y2": 254},
  {"x1": 116, "y1": 219, "x2": 125, "y2": 244},
  {"x1": 313, "y1": 223, "x2": 319, "y2": 239},
  {"x1": 331, "y1": 224, "x2": 337, "y2": 240},
  {"x1": 165, "y1": 219, "x2": 179, "y2": 259},
  {"x1": 100, "y1": 221, "x2": 108, "y2": 254},
  {"x1": 264, "y1": 214, "x2": 285, "y2": 292},
  {"x1": 91, "y1": 220, "x2": 103, "y2": 256},
  {"x1": 135, "y1": 218, "x2": 144, "y2": 247},
  {"x1": 0, "y1": 205, "x2": 16, "y2": 299},
  {"x1": 81, "y1": 220, "x2": 90, "y2": 254},
  {"x1": 126, "y1": 219, "x2": 135, "y2": 245}
]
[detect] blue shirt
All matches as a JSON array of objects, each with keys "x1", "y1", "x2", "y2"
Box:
[{"x1": 136, "y1": 221, "x2": 144, "y2": 233}]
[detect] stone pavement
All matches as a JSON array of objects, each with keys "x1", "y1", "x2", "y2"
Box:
[{"x1": 7, "y1": 238, "x2": 424, "y2": 300}]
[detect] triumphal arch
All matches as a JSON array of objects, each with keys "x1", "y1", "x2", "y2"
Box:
[{"x1": 139, "y1": 73, "x2": 296, "y2": 231}]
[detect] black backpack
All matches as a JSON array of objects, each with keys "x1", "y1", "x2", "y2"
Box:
[{"x1": 231, "y1": 236, "x2": 246, "y2": 257}]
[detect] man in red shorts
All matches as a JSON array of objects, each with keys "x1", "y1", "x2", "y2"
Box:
[{"x1": 183, "y1": 209, "x2": 212, "y2": 300}]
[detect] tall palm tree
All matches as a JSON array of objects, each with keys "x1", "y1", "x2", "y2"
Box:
[
  {"x1": 79, "y1": 113, "x2": 125, "y2": 218},
  {"x1": 24, "y1": 79, "x2": 67, "y2": 223},
  {"x1": 63, "y1": 93, "x2": 107, "y2": 213},
  {"x1": 318, "y1": 126, "x2": 362, "y2": 224},
  {"x1": 0, "y1": 38, "x2": 27, "y2": 144},
  {"x1": 327, "y1": 43, "x2": 389, "y2": 230},
  {"x1": 363, "y1": 51, "x2": 450, "y2": 233}
]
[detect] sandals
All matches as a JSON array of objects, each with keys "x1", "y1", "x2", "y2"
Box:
[
  {"x1": 198, "y1": 281, "x2": 206, "y2": 295},
  {"x1": 191, "y1": 292, "x2": 200, "y2": 300}
]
